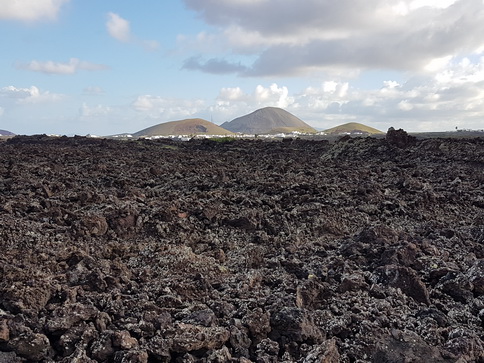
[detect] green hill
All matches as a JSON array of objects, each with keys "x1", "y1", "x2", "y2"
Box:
[
  {"x1": 133, "y1": 118, "x2": 233, "y2": 137},
  {"x1": 324, "y1": 122, "x2": 384, "y2": 135}
]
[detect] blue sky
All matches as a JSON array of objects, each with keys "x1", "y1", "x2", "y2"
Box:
[{"x1": 1, "y1": 0, "x2": 484, "y2": 135}]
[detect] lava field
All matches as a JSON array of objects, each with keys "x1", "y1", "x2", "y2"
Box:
[{"x1": 0, "y1": 132, "x2": 483, "y2": 362}]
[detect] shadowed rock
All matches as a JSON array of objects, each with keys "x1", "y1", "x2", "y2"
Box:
[{"x1": 386, "y1": 127, "x2": 416, "y2": 148}]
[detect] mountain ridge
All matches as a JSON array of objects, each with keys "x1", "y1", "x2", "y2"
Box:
[
  {"x1": 221, "y1": 107, "x2": 316, "y2": 134},
  {"x1": 0, "y1": 129, "x2": 15, "y2": 136}
]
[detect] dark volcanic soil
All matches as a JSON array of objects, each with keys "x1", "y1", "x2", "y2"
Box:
[{"x1": 0, "y1": 133, "x2": 483, "y2": 362}]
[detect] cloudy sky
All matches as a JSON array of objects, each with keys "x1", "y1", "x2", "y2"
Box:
[{"x1": 1, "y1": 0, "x2": 484, "y2": 135}]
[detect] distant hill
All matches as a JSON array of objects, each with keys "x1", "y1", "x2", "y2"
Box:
[
  {"x1": 324, "y1": 122, "x2": 384, "y2": 135},
  {"x1": 0, "y1": 129, "x2": 15, "y2": 136},
  {"x1": 133, "y1": 118, "x2": 233, "y2": 137},
  {"x1": 221, "y1": 107, "x2": 316, "y2": 135}
]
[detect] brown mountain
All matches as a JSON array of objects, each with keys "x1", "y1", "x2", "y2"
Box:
[
  {"x1": 221, "y1": 107, "x2": 316, "y2": 134},
  {"x1": 0, "y1": 129, "x2": 15, "y2": 136},
  {"x1": 133, "y1": 118, "x2": 233, "y2": 137},
  {"x1": 324, "y1": 122, "x2": 384, "y2": 135}
]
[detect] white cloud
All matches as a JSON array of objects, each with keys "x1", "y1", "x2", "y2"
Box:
[
  {"x1": 107, "y1": 12, "x2": 131, "y2": 42},
  {"x1": 398, "y1": 100, "x2": 414, "y2": 111},
  {"x1": 83, "y1": 86, "x2": 105, "y2": 95},
  {"x1": 131, "y1": 95, "x2": 205, "y2": 120},
  {"x1": 182, "y1": 0, "x2": 484, "y2": 77},
  {"x1": 215, "y1": 83, "x2": 293, "y2": 109},
  {"x1": 142, "y1": 40, "x2": 160, "y2": 51},
  {"x1": 80, "y1": 103, "x2": 112, "y2": 118},
  {"x1": 255, "y1": 84, "x2": 292, "y2": 107},
  {"x1": 383, "y1": 81, "x2": 401, "y2": 89},
  {"x1": 207, "y1": 55, "x2": 484, "y2": 131},
  {"x1": 219, "y1": 87, "x2": 246, "y2": 101},
  {"x1": 425, "y1": 56, "x2": 453, "y2": 72},
  {"x1": 132, "y1": 95, "x2": 154, "y2": 112},
  {"x1": 0, "y1": 0, "x2": 69, "y2": 21},
  {"x1": 183, "y1": 57, "x2": 247, "y2": 74},
  {"x1": 0, "y1": 85, "x2": 38, "y2": 99},
  {"x1": 394, "y1": 0, "x2": 458, "y2": 15},
  {"x1": 17, "y1": 58, "x2": 109, "y2": 75},
  {"x1": 435, "y1": 56, "x2": 484, "y2": 84},
  {"x1": 323, "y1": 81, "x2": 338, "y2": 93},
  {"x1": 0, "y1": 85, "x2": 63, "y2": 104},
  {"x1": 106, "y1": 12, "x2": 160, "y2": 50},
  {"x1": 409, "y1": 0, "x2": 458, "y2": 10}
]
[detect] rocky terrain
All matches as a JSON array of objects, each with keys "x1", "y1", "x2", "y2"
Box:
[{"x1": 0, "y1": 130, "x2": 483, "y2": 362}]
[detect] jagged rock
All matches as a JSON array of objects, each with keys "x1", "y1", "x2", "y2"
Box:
[
  {"x1": 255, "y1": 338, "x2": 280, "y2": 362},
  {"x1": 229, "y1": 324, "x2": 252, "y2": 358},
  {"x1": 171, "y1": 323, "x2": 230, "y2": 353},
  {"x1": 0, "y1": 281, "x2": 52, "y2": 313},
  {"x1": 445, "y1": 332, "x2": 484, "y2": 362},
  {"x1": 45, "y1": 303, "x2": 99, "y2": 333},
  {"x1": 113, "y1": 330, "x2": 138, "y2": 350},
  {"x1": 438, "y1": 273, "x2": 474, "y2": 303},
  {"x1": 0, "y1": 352, "x2": 23, "y2": 363},
  {"x1": 467, "y1": 259, "x2": 484, "y2": 295},
  {"x1": 207, "y1": 346, "x2": 232, "y2": 362},
  {"x1": 146, "y1": 334, "x2": 171, "y2": 360},
  {"x1": 374, "y1": 265, "x2": 431, "y2": 305},
  {"x1": 8, "y1": 332, "x2": 51, "y2": 361},
  {"x1": 113, "y1": 349, "x2": 149, "y2": 363},
  {"x1": 57, "y1": 325, "x2": 88, "y2": 356},
  {"x1": 80, "y1": 215, "x2": 109, "y2": 236},
  {"x1": 243, "y1": 307, "x2": 271, "y2": 342},
  {"x1": 338, "y1": 274, "x2": 368, "y2": 293},
  {"x1": 89, "y1": 330, "x2": 115, "y2": 361},
  {"x1": 372, "y1": 330, "x2": 451, "y2": 362},
  {"x1": 269, "y1": 307, "x2": 324, "y2": 344},
  {"x1": 0, "y1": 320, "x2": 9, "y2": 342},
  {"x1": 179, "y1": 307, "x2": 217, "y2": 327},
  {"x1": 303, "y1": 339, "x2": 340, "y2": 363},
  {"x1": 386, "y1": 127, "x2": 416, "y2": 148},
  {"x1": 296, "y1": 278, "x2": 332, "y2": 308}
]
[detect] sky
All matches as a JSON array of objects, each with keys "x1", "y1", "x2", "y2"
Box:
[{"x1": 1, "y1": 0, "x2": 484, "y2": 136}]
